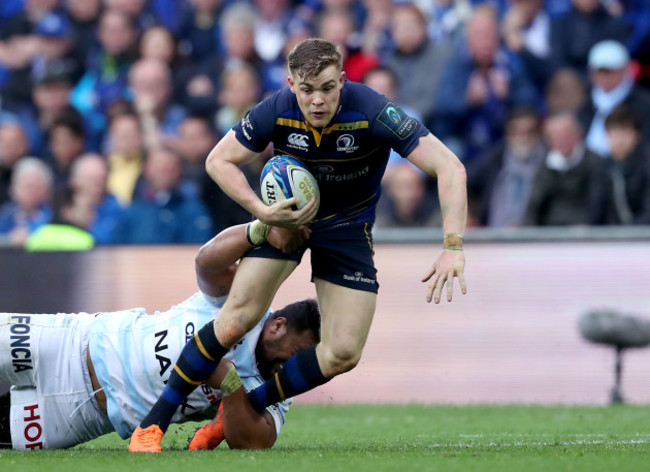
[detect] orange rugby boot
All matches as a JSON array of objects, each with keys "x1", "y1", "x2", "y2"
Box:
[
  {"x1": 187, "y1": 403, "x2": 225, "y2": 450},
  {"x1": 128, "y1": 425, "x2": 164, "y2": 453}
]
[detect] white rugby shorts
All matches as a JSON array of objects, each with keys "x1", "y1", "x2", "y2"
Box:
[{"x1": 0, "y1": 312, "x2": 112, "y2": 449}]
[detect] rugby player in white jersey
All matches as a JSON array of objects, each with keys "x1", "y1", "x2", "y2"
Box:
[{"x1": 0, "y1": 221, "x2": 319, "y2": 450}]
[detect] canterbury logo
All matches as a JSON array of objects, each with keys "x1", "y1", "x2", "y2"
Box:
[{"x1": 288, "y1": 133, "x2": 309, "y2": 148}]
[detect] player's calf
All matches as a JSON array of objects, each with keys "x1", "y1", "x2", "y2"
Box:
[{"x1": 136, "y1": 320, "x2": 228, "y2": 438}]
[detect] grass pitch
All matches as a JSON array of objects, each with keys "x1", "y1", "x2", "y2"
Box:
[{"x1": 2, "y1": 405, "x2": 649, "y2": 472}]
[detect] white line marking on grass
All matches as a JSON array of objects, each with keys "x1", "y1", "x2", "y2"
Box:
[{"x1": 427, "y1": 439, "x2": 650, "y2": 449}]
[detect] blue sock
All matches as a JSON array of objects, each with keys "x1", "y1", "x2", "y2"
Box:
[
  {"x1": 140, "y1": 321, "x2": 227, "y2": 432},
  {"x1": 247, "y1": 346, "x2": 329, "y2": 413}
]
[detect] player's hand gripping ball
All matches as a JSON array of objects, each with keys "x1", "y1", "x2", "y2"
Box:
[{"x1": 260, "y1": 155, "x2": 320, "y2": 210}]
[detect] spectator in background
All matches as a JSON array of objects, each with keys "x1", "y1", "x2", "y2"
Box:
[
  {"x1": 64, "y1": 0, "x2": 102, "y2": 63},
  {"x1": 544, "y1": 67, "x2": 587, "y2": 115},
  {"x1": 0, "y1": 121, "x2": 29, "y2": 205},
  {"x1": 317, "y1": 8, "x2": 378, "y2": 83},
  {"x1": 0, "y1": 157, "x2": 53, "y2": 247},
  {"x1": 105, "y1": 112, "x2": 146, "y2": 206},
  {"x1": 618, "y1": 0, "x2": 650, "y2": 89},
  {"x1": 178, "y1": 3, "x2": 266, "y2": 119},
  {"x1": 214, "y1": 63, "x2": 261, "y2": 138},
  {"x1": 176, "y1": 114, "x2": 258, "y2": 233},
  {"x1": 25, "y1": 68, "x2": 79, "y2": 156},
  {"x1": 358, "y1": 0, "x2": 393, "y2": 59},
  {"x1": 46, "y1": 114, "x2": 86, "y2": 189},
  {"x1": 384, "y1": 4, "x2": 452, "y2": 125},
  {"x1": 375, "y1": 161, "x2": 440, "y2": 228},
  {"x1": 61, "y1": 153, "x2": 124, "y2": 244},
  {"x1": 467, "y1": 106, "x2": 545, "y2": 227},
  {"x1": 595, "y1": 105, "x2": 650, "y2": 225},
  {"x1": 385, "y1": 5, "x2": 453, "y2": 123},
  {"x1": 253, "y1": 0, "x2": 292, "y2": 63},
  {"x1": 138, "y1": 25, "x2": 177, "y2": 65},
  {"x1": 105, "y1": 0, "x2": 158, "y2": 32},
  {"x1": 549, "y1": 0, "x2": 628, "y2": 74},
  {"x1": 30, "y1": 11, "x2": 83, "y2": 87},
  {"x1": 112, "y1": 147, "x2": 212, "y2": 244},
  {"x1": 221, "y1": 3, "x2": 265, "y2": 72},
  {"x1": 260, "y1": 23, "x2": 313, "y2": 95},
  {"x1": 436, "y1": 5, "x2": 538, "y2": 161},
  {"x1": 138, "y1": 25, "x2": 186, "y2": 103},
  {"x1": 0, "y1": 0, "x2": 60, "y2": 107},
  {"x1": 524, "y1": 112, "x2": 603, "y2": 226},
  {"x1": 177, "y1": 0, "x2": 225, "y2": 62},
  {"x1": 24, "y1": 185, "x2": 96, "y2": 251},
  {"x1": 416, "y1": 0, "x2": 473, "y2": 46},
  {"x1": 501, "y1": 0, "x2": 551, "y2": 90},
  {"x1": 610, "y1": 0, "x2": 650, "y2": 63},
  {"x1": 70, "y1": 9, "x2": 136, "y2": 136},
  {"x1": 581, "y1": 40, "x2": 650, "y2": 157},
  {"x1": 175, "y1": 116, "x2": 218, "y2": 186},
  {"x1": 128, "y1": 58, "x2": 187, "y2": 150}
]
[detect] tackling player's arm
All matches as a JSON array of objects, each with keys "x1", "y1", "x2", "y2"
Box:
[
  {"x1": 195, "y1": 224, "x2": 253, "y2": 297},
  {"x1": 205, "y1": 130, "x2": 318, "y2": 229},
  {"x1": 196, "y1": 223, "x2": 311, "y2": 297},
  {"x1": 207, "y1": 360, "x2": 277, "y2": 449},
  {"x1": 406, "y1": 133, "x2": 468, "y2": 304}
]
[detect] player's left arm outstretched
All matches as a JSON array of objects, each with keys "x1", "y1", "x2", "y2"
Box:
[{"x1": 407, "y1": 133, "x2": 468, "y2": 304}]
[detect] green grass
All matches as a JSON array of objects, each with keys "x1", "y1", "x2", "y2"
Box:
[{"x1": 3, "y1": 405, "x2": 650, "y2": 472}]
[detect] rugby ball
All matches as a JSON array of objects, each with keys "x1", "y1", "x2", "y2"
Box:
[{"x1": 260, "y1": 156, "x2": 320, "y2": 210}]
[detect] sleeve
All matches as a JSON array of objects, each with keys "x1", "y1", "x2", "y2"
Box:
[
  {"x1": 370, "y1": 100, "x2": 429, "y2": 158},
  {"x1": 232, "y1": 93, "x2": 278, "y2": 153}
]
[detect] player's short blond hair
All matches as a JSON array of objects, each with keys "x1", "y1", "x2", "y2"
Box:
[{"x1": 287, "y1": 38, "x2": 342, "y2": 80}]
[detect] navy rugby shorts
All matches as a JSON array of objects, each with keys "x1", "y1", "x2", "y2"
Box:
[{"x1": 245, "y1": 222, "x2": 379, "y2": 293}]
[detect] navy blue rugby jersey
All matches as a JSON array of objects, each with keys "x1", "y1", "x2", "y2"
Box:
[{"x1": 233, "y1": 81, "x2": 429, "y2": 227}]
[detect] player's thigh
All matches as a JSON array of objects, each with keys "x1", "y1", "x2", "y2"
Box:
[
  {"x1": 314, "y1": 278, "x2": 377, "y2": 376},
  {"x1": 216, "y1": 255, "x2": 298, "y2": 345}
]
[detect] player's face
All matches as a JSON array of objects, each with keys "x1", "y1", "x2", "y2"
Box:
[
  {"x1": 288, "y1": 65, "x2": 345, "y2": 128},
  {"x1": 256, "y1": 319, "x2": 318, "y2": 379}
]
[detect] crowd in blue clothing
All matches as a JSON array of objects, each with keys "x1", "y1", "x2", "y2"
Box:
[{"x1": 0, "y1": 0, "x2": 650, "y2": 247}]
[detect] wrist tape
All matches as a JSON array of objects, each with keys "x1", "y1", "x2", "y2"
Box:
[
  {"x1": 220, "y1": 364, "x2": 243, "y2": 396},
  {"x1": 246, "y1": 220, "x2": 271, "y2": 247}
]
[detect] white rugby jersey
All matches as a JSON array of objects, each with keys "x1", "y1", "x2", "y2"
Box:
[{"x1": 88, "y1": 292, "x2": 290, "y2": 439}]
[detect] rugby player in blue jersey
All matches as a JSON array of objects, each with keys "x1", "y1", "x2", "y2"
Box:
[
  {"x1": 0, "y1": 222, "x2": 319, "y2": 450},
  {"x1": 131, "y1": 38, "x2": 467, "y2": 452}
]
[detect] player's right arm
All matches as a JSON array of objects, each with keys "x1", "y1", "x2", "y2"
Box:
[
  {"x1": 207, "y1": 360, "x2": 277, "y2": 449},
  {"x1": 195, "y1": 224, "x2": 252, "y2": 297},
  {"x1": 221, "y1": 387, "x2": 277, "y2": 449},
  {"x1": 407, "y1": 133, "x2": 468, "y2": 304},
  {"x1": 205, "y1": 130, "x2": 317, "y2": 229}
]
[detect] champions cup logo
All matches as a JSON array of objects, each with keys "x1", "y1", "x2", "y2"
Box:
[
  {"x1": 386, "y1": 106, "x2": 402, "y2": 124},
  {"x1": 287, "y1": 133, "x2": 309, "y2": 150},
  {"x1": 336, "y1": 134, "x2": 358, "y2": 152}
]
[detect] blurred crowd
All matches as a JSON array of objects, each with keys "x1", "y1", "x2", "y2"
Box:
[{"x1": 0, "y1": 0, "x2": 649, "y2": 248}]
